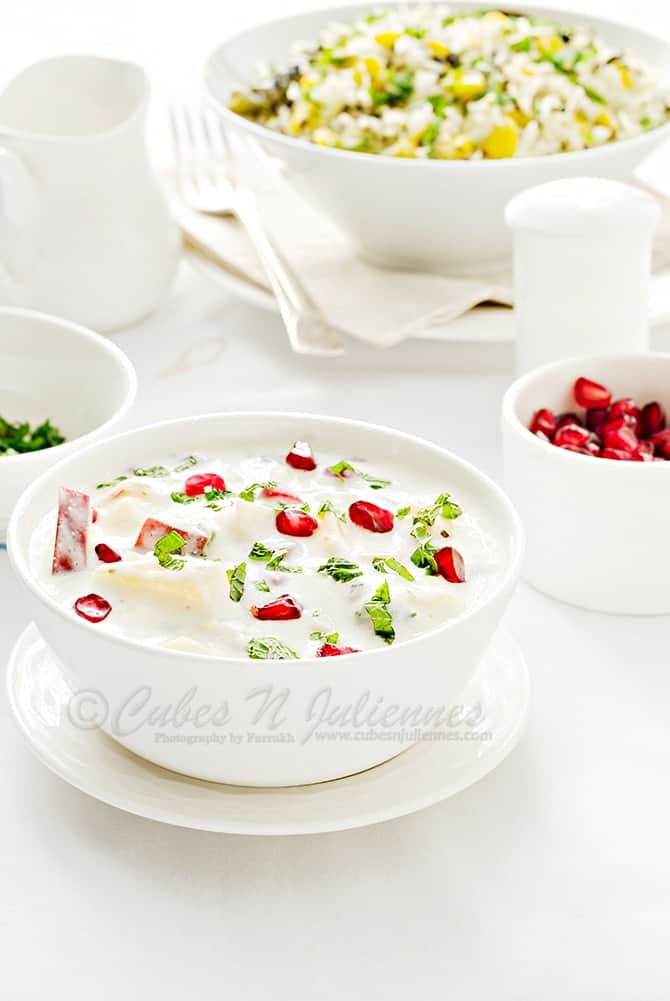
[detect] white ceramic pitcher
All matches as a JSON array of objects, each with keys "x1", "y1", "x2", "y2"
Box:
[{"x1": 0, "y1": 55, "x2": 179, "y2": 331}]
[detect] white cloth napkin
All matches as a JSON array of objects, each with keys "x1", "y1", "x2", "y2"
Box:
[{"x1": 174, "y1": 150, "x2": 670, "y2": 348}]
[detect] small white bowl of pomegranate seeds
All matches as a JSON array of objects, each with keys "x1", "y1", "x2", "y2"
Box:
[
  {"x1": 502, "y1": 353, "x2": 670, "y2": 614},
  {"x1": 7, "y1": 411, "x2": 522, "y2": 786}
]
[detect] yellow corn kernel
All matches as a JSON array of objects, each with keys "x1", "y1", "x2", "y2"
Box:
[
  {"x1": 364, "y1": 56, "x2": 382, "y2": 80},
  {"x1": 306, "y1": 105, "x2": 320, "y2": 128},
  {"x1": 483, "y1": 10, "x2": 509, "y2": 24},
  {"x1": 537, "y1": 34, "x2": 562, "y2": 55},
  {"x1": 352, "y1": 66, "x2": 363, "y2": 84},
  {"x1": 452, "y1": 134, "x2": 474, "y2": 158},
  {"x1": 509, "y1": 107, "x2": 529, "y2": 127},
  {"x1": 594, "y1": 109, "x2": 614, "y2": 129},
  {"x1": 617, "y1": 62, "x2": 633, "y2": 88},
  {"x1": 426, "y1": 39, "x2": 450, "y2": 57},
  {"x1": 312, "y1": 127, "x2": 338, "y2": 146},
  {"x1": 483, "y1": 122, "x2": 518, "y2": 158},
  {"x1": 453, "y1": 69, "x2": 487, "y2": 100},
  {"x1": 299, "y1": 75, "x2": 314, "y2": 89},
  {"x1": 288, "y1": 110, "x2": 304, "y2": 135},
  {"x1": 575, "y1": 109, "x2": 588, "y2": 123},
  {"x1": 391, "y1": 140, "x2": 417, "y2": 157},
  {"x1": 375, "y1": 31, "x2": 400, "y2": 48}
]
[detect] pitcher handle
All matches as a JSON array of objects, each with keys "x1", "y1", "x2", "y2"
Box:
[{"x1": 0, "y1": 147, "x2": 38, "y2": 301}]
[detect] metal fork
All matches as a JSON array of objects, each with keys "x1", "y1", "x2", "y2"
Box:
[{"x1": 170, "y1": 105, "x2": 345, "y2": 357}]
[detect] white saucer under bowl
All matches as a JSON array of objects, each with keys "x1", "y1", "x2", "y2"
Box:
[{"x1": 6, "y1": 623, "x2": 529, "y2": 835}]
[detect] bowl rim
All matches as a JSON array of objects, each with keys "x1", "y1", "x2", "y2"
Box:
[
  {"x1": 502, "y1": 350, "x2": 670, "y2": 470},
  {"x1": 205, "y1": 0, "x2": 670, "y2": 170},
  {"x1": 0, "y1": 306, "x2": 137, "y2": 467},
  {"x1": 7, "y1": 410, "x2": 524, "y2": 667}
]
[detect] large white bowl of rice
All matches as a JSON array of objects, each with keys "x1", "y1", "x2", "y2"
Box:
[{"x1": 206, "y1": 3, "x2": 670, "y2": 273}]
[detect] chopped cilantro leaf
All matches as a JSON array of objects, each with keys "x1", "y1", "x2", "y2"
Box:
[
  {"x1": 226, "y1": 562, "x2": 246, "y2": 602},
  {"x1": 310, "y1": 630, "x2": 340, "y2": 643},
  {"x1": 0, "y1": 417, "x2": 65, "y2": 456},
  {"x1": 327, "y1": 460, "x2": 391, "y2": 490},
  {"x1": 174, "y1": 455, "x2": 199, "y2": 472},
  {"x1": 96, "y1": 475, "x2": 128, "y2": 490},
  {"x1": 372, "y1": 556, "x2": 415, "y2": 581},
  {"x1": 364, "y1": 580, "x2": 395, "y2": 644},
  {"x1": 134, "y1": 465, "x2": 169, "y2": 478},
  {"x1": 318, "y1": 500, "x2": 346, "y2": 521},
  {"x1": 255, "y1": 580, "x2": 271, "y2": 592},
  {"x1": 154, "y1": 530, "x2": 186, "y2": 571},
  {"x1": 239, "y1": 481, "x2": 276, "y2": 502},
  {"x1": 318, "y1": 557, "x2": 364, "y2": 583},
  {"x1": 247, "y1": 637, "x2": 298, "y2": 660},
  {"x1": 411, "y1": 541, "x2": 439, "y2": 575},
  {"x1": 396, "y1": 505, "x2": 411, "y2": 519}
]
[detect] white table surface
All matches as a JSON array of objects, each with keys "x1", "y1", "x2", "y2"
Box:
[{"x1": 3, "y1": 1, "x2": 670, "y2": 998}]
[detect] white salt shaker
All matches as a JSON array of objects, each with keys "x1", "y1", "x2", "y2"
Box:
[{"x1": 505, "y1": 177, "x2": 660, "y2": 374}]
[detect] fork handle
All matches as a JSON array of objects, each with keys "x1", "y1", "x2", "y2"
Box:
[{"x1": 231, "y1": 188, "x2": 345, "y2": 356}]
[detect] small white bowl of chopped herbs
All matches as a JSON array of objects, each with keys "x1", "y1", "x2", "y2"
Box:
[{"x1": 0, "y1": 308, "x2": 136, "y2": 542}]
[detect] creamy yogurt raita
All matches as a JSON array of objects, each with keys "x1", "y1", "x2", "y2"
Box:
[{"x1": 30, "y1": 439, "x2": 502, "y2": 659}]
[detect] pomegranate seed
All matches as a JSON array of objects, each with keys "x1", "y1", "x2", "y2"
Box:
[
  {"x1": 608, "y1": 399, "x2": 641, "y2": 434},
  {"x1": 603, "y1": 424, "x2": 639, "y2": 453},
  {"x1": 553, "y1": 423, "x2": 590, "y2": 449},
  {"x1": 184, "y1": 473, "x2": 226, "y2": 496},
  {"x1": 250, "y1": 594, "x2": 302, "y2": 620},
  {"x1": 261, "y1": 487, "x2": 303, "y2": 504},
  {"x1": 600, "y1": 448, "x2": 635, "y2": 461},
  {"x1": 434, "y1": 546, "x2": 465, "y2": 583},
  {"x1": 640, "y1": 401, "x2": 666, "y2": 438},
  {"x1": 635, "y1": 440, "x2": 654, "y2": 459},
  {"x1": 276, "y1": 509, "x2": 318, "y2": 536},
  {"x1": 574, "y1": 377, "x2": 612, "y2": 408},
  {"x1": 286, "y1": 440, "x2": 317, "y2": 471},
  {"x1": 556, "y1": 411, "x2": 583, "y2": 428},
  {"x1": 585, "y1": 406, "x2": 610, "y2": 435},
  {"x1": 317, "y1": 643, "x2": 361, "y2": 657},
  {"x1": 92, "y1": 508, "x2": 99, "y2": 524},
  {"x1": 558, "y1": 444, "x2": 592, "y2": 456},
  {"x1": 529, "y1": 408, "x2": 557, "y2": 439},
  {"x1": 348, "y1": 500, "x2": 394, "y2": 533},
  {"x1": 650, "y1": 429, "x2": 670, "y2": 459},
  {"x1": 74, "y1": 593, "x2": 112, "y2": 623},
  {"x1": 95, "y1": 543, "x2": 122, "y2": 563},
  {"x1": 609, "y1": 398, "x2": 637, "y2": 419}
]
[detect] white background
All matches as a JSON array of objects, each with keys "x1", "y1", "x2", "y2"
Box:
[{"x1": 2, "y1": 0, "x2": 670, "y2": 998}]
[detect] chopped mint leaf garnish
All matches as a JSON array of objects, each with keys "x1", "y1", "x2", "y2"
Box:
[
  {"x1": 134, "y1": 465, "x2": 169, "y2": 478},
  {"x1": 510, "y1": 37, "x2": 531, "y2": 52},
  {"x1": 318, "y1": 500, "x2": 346, "y2": 521},
  {"x1": 249, "y1": 542, "x2": 274, "y2": 561},
  {"x1": 318, "y1": 557, "x2": 364, "y2": 583},
  {"x1": 255, "y1": 580, "x2": 271, "y2": 592},
  {"x1": 0, "y1": 417, "x2": 65, "y2": 456},
  {"x1": 310, "y1": 629, "x2": 339, "y2": 643},
  {"x1": 174, "y1": 455, "x2": 199, "y2": 472},
  {"x1": 171, "y1": 491, "x2": 197, "y2": 505},
  {"x1": 372, "y1": 556, "x2": 415, "y2": 581},
  {"x1": 226, "y1": 561, "x2": 246, "y2": 602},
  {"x1": 411, "y1": 541, "x2": 439, "y2": 575},
  {"x1": 239, "y1": 481, "x2": 276, "y2": 502},
  {"x1": 327, "y1": 460, "x2": 391, "y2": 490},
  {"x1": 96, "y1": 475, "x2": 128, "y2": 490},
  {"x1": 247, "y1": 636, "x2": 298, "y2": 660},
  {"x1": 154, "y1": 530, "x2": 186, "y2": 571},
  {"x1": 204, "y1": 486, "x2": 231, "y2": 511},
  {"x1": 396, "y1": 505, "x2": 411, "y2": 519},
  {"x1": 411, "y1": 492, "x2": 462, "y2": 538},
  {"x1": 248, "y1": 542, "x2": 302, "y2": 573},
  {"x1": 364, "y1": 580, "x2": 395, "y2": 644}
]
